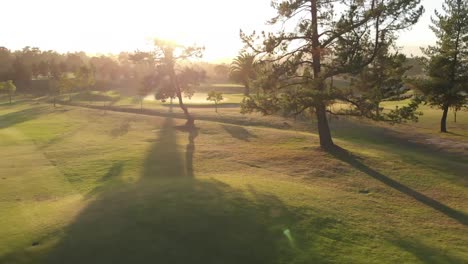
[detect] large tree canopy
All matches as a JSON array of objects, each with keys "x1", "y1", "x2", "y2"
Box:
[
  {"x1": 240, "y1": 0, "x2": 424, "y2": 148},
  {"x1": 135, "y1": 39, "x2": 205, "y2": 127}
]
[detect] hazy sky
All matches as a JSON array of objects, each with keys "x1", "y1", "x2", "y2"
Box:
[{"x1": 0, "y1": 0, "x2": 443, "y2": 62}]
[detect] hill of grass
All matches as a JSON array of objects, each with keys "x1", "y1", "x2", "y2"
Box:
[{"x1": 0, "y1": 100, "x2": 467, "y2": 263}]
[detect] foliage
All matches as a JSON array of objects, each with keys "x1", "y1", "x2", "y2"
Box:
[
  {"x1": 239, "y1": 0, "x2": 424, "y2": 148},
  {"x1": 230, "y1": 52, "x2": 257, "y2": 95},
  {"x1": 206, "y1": 91, "x2": 224, "y2": 112},
  {"x1": 49, "y1": 74, "x2": 74, "y2": 107},
  {"x1": 0, "y1": 46, "x2": 214, "y2": 98},
  {"x1": 3, "y1": 80, "x2": 16, "y2": 94},
  {"x1": 75, "y1": 66, "x2": 96, "y2": 93},
  {"x1": 213, "y1": 64, "x2": 230, "y2": 81},
  {"x1": 0, "y1": 80, "x2": 16, "y2": 104},
  {"x1": 137, "y1": 76, "x2": 154, "y2": 110},
  {"x1": 411, "y1": 0, "x2": 468, "y2": 132},
  {"x1": 47, "y1": 66, "x2": 94, "y2": 106},
  {"x1": 0, "y1": 47, "x2": 143, "y2": 93},
  {"x1": 340, "y1": 40, "x2": 422, "y2": 122},
  {"x1": 136, "y1": 39, "x2": 206, "y2": 126}
]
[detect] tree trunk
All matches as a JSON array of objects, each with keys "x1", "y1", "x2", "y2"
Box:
[
  {"x1": 215, "y1": 102, "x2": 218, "y2": 113},
  {"x1": 441, "y1": 104, "x2": 449, "y2": 133},
  {"x1": 167, "y1": 69, "x2": 193, "y2": 125},
  {"x1": 243, "y1": 82, "x2": 250, "y2": 96},
  {"x1": 9, "y1": 94, "x2": 11, "y2": 104},
  {"x1": 177, "y1": 92, "x2": 194, "y2": 127},
  {"x1": 169, "y1": 65, "x2": 194, "y2": 127},
  {"x1": 376, "y1": 102, "x2": 380, "y2": 119},
  {"x1": 53, "y1": 96, "x2": 56, "y2": 107},
  {"x1": 454, "y1": 109, "x2": 457, "y2": 123},
  {"x1": 311, "y1": 0, "x2": 334, "y2": 149},
  {"x1": 315, "y1": 103, "x2": 334, "y2": 149}
]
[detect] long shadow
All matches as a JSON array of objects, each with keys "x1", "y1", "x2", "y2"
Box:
[
  {"x1": 15, "y1": 117, "x2": 306, "y2": 264},
  {"x1": 162, "y1": 103, "x2": 241, "y2": 109},
  {"x1": 390, "y1": 236, "x2": 466, "y2": 264},
  {"x1": 142, "y1": 117, "x2": 186, "y2": 179},
  {"x1": 0, "y1": 106, "x2": 47, "y2": 129},
  {"x1": 222, "y1": 125, "x2": 257, "y2": 142},
  {"x1": 184, "y1": 126, "x2": 198, "y2": 178},
  {"x1": 60, "y1": 101, "x2": 296, "y2": 130},
  {"x1": 99, "y1": 161, "x2": 125, "y2": 182},
  {"x1": 330, "y1": 119, "x2": 468, "y2": 185},
  {"x1": 328, "y1": 146, "x2": 468, "y2": 226}
]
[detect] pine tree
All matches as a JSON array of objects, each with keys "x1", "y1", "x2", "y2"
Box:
[
  {"x1": 344, "y1": 39, "x2": 420, "y2": 122},
  {"x1": 413, "y1": 0, "x2": 468, "y2": 132},
  {"x1": 240, "y1": 0, "x2": 424, "y2": 149}
]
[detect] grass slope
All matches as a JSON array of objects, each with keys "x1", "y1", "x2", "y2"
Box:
[{"x1": 0, "y1": 101, "x2": 467, "y2": 264}]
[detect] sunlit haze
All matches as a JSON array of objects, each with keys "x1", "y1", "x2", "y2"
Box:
[{"x1": 0, "y1": 0, "x2": 443, "y2": 62}]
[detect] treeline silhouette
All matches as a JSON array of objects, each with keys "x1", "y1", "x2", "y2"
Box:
[{"x1": 0, "y1": 46, "x2": 229, "y2": 95}]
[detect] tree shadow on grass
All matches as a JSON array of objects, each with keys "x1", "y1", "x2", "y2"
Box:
[
  {"x1": 222, "y1": 125, "x2": 257, "y2": 142},
  {"x1": 71, "y1": 93, "x2": 114, "y2": 102},
  {"x1": 330, "y1": 119, "x2": 468, "y2": 185},
  {"x1": 446, "y1": 131, "x2": 465, "y2": 137},
  {"x1": 390, "y1": 236, "x2": 466, "y2": 264},
  {"x1": 328, "y1": 146, "x2": 468, "y2": 226},
  {"x1": 32, "y1": 117, "x2": 309, "y2": 264},
  {"x1": 162, "y1": 103, "x2": 241, "y2": 109},
  {"x1": 0, "y1": 106, "x2": 47, "y2": 129},
  {"x1": 99, "y1": 161, "x2": 125, "y2": 182}
]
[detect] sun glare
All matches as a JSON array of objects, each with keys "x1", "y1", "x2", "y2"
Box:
[
  {"x1": 0, "y1": 0, "x2": 275, "y2": 62},
  {"x1": 0, "y1": 0, "x2": 440, "y2": 61}
]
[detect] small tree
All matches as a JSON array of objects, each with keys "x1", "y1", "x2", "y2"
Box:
[
  {"x1": 451, "y1": 100, "x2": 467, "y2": 123},
  {"x1": 75, "y1": 66, "x2": 95, "y2": 94},
  {"x1": 207, "y1": 91, "x2": 224, "y2": 112},
  {"x1": 75, "y1": 66, "x2": 96, "y2": 105},
  {"x1": 412, "y1": 0, "x2": 468, "y2": 132},
  {"x1": 4, "y1": 80, "x2": 16, "y2": 104},
  {"x1": 50, "y1": 75, "x2": 73, "y2": 107},
  {"x1": 138, "y1": 74, "x2": 154, "y2": 111}
]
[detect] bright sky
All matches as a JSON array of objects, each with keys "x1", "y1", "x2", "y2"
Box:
[{"x1": 0, "y1": 0, "x2": 443, "y2": 62}]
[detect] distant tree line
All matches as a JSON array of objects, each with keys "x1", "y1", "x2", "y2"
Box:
[
  {"x1": 0, "y1": 46, "x2": 231, "y2": 96},
  {"x1": 0, "y1": 47, "x2": 145, "y2": 93}
]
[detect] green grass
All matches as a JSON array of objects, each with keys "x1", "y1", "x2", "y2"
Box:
[
  {"x1": 70, "y1": 91, "x2": 244, "y2": 109},
  {"x1": 0, "y1": 100, "x2": 467, "y2": 263},
  {"x1": 381, "y1": 100, "x2": 468, "y2": 138},
  {"x1": 196, "y1": 83, "x2": 245, "y2": 93},
  {"x1": 68, "y1": 89, "x2": 467, "y2": 140}
]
